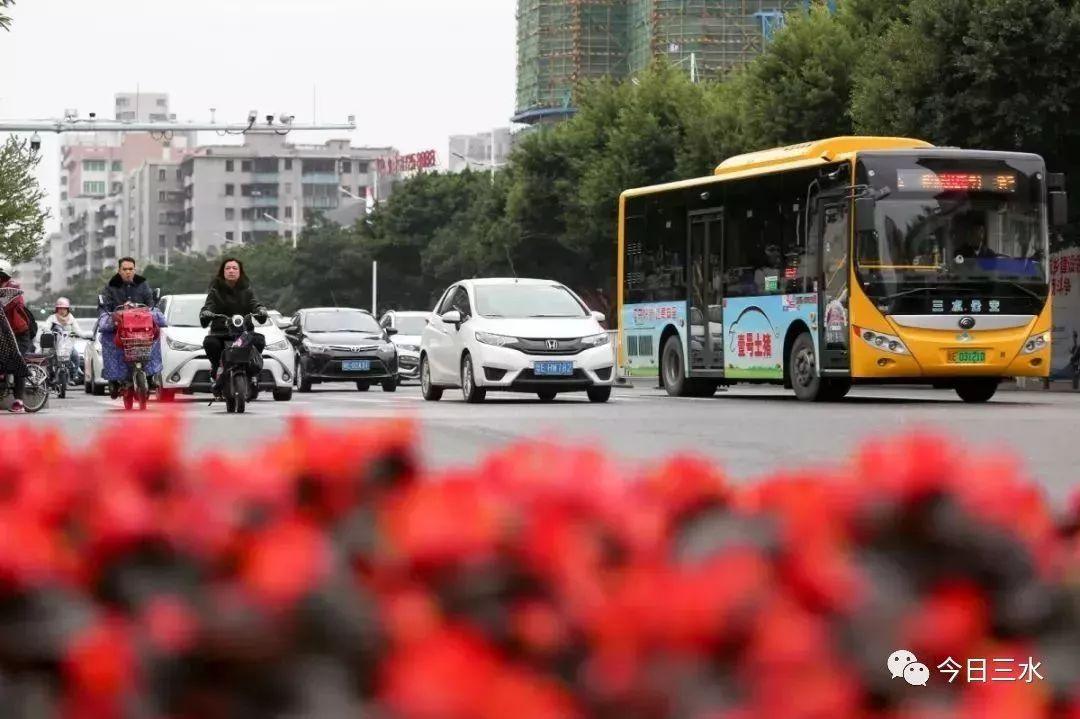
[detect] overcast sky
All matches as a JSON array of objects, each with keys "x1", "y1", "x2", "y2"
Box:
[{"x1": 0, "y1": 0, "x2": 517, "y2": 231}]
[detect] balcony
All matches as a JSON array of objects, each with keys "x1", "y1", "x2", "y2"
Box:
[
  {"x1": 247, "y1": 195, "x2": 279, "y2": 207},
  {"x1": 300, "y1": 172, "x2": 339, "y2": 184},
  {"x1": 252, "y1": 172, "x2": 279, "y2": 183}
]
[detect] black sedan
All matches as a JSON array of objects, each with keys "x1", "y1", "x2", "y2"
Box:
[{"x1": 284, "y1": 308, "x2": 399, "y2": 392}]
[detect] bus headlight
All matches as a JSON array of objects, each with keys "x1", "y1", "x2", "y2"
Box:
[
  {"x1": 1021, "y1": 331, "x2": 1050, "y2": 354},
  {"x1": 854, "y1": 326, "x2": 909, "y2": 355}
]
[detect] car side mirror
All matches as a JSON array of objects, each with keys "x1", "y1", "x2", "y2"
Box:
[
  {"x1": 440, "y1": 310, "x2": 462, "y2": 326},
  {"x1": 590, "y1": 310, "x2": 606, "y2": 324},
  {"x1": 1050, "y1": 191, "x2": 1068, "y2": 229},
  {"x1": 385, "y1": 327, "x2": 399, "y2": 336},
  {"x1": 854, "y1": 197, "x2": 876, "y2": 234}
]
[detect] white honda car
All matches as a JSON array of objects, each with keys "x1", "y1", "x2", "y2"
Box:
[
  {"x1": 157, "y1": 294, "x2": 295, "y2": 401},
  {"x1": 419, "y1": 278, "x2": 615, "y2": 403}
]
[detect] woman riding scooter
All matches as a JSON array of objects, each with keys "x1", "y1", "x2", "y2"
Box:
[
  {"x1": 45, "y1": 297, "x2": 90, "y2": 386},
  {"x1": 200, "y1": 258, "x2": 268, "y2": 398}
]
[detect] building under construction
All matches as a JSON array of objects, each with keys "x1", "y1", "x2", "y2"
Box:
[{"x1": 514, "y1": 0, "x2": 809, "y2": 125}]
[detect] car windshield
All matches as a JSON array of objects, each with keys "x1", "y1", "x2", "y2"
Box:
[
  {"x1": 167, "y1": 297, "x2": 205, "y2": 327},
  {"x1": 74, "y1": 318, "x2": 95, "y2": 334},
  {"x1": 856, "y1": 155, "x2": 1048, "y2": 306},
  {"x1": 394, "y1": 315, "x2": 429, "y2": 335},
  {"x1": 306, "y1": 310, "x2": 380, "y2": 333},
  {"x1": 474, "y1": 284, "x2": 587, "y2": 318}
]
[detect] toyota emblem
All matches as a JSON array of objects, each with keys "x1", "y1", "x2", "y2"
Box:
[
  {"x1": 546, "y1": 339, "x2": 559, "y2": 350},
  {"x1": 958, "y1": 316, "x2": 976, "y2": 330}
]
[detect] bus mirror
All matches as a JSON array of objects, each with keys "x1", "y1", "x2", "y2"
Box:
[
  {"x1": 1049, "y1": 191, "x2": 1068, "y2": 228},
  {"x1": 854, "y1": 197, "x2": 876, "y2": 233}
]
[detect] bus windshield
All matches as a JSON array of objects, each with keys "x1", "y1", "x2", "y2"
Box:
[{"x1": 856, "y1": 155, "x2": 1048, "y2": 308}]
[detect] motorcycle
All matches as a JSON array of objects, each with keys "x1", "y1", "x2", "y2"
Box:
[
  {"x1": 41, "y1": 326, "x2": 77, "y2": 399},
  {"x1": 113, "y1": 304, "x2": 159, "y2": 411},
  {"x1": 213, "y1": 313, "x2": 263, "y2": 414}
]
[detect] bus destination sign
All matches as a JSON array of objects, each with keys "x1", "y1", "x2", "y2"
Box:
[{"x1": 896, "y1": 169, "x2": 1017, "y2": 193}]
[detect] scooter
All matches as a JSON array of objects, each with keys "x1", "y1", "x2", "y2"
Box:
[
  {"x1": 212, "y1": 313, "x2": 263, "y2": 414},
  {"x1": 41, "y1": 327, "x2": 77, "y2": 399},
  {"x1": 113, "y1": 304, "x2": 158, "y2": 411}
]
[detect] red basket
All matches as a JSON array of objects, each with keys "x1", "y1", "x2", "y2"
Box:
[{"x1": 113, "y1": 306, "x2": 158, "y2": 349}]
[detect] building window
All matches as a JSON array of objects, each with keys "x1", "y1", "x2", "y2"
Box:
[
  {"x1": 83, "y1": 160, "x2": 106, "y2": 172},
  {"x1": 242, "y1": 231, "x2": 252, "y2": 243},
  {"x1": 341, "y1": 160, "x2": 352, "y2": 173},
  {"x1": 225, "y1": 183, "x2": 234, "y2": 196},
  {"x1": 225, "y1": 208, "x2": 235, "y2": 220},
  {"x1": 225, "y1": 231, "x2": 234, "y2": 241},
  {"x1": 112, "y1": 161, "x2": 123, "y2": 172},
  {"x1": 158, "y1": 168, "x2": 167, "y2": 181},
  {"x1": 284, "y1": 183, "x2": 292, "y2": 195},
  {"x1": 225, "y1": 160, "x2": 234, "y2": 172},
  {"x1": 176, "y1": 168, "x2": 182, "y2": 181},
  {"x1": 284, "y1": 158, "x2": 292, "y2": 170},
  {"x1": 241, "y1": 160, "x2": 252, "y2": 172},
  {"x1": 156, "y1": 98, "x2": 167, "y2": 107},
  {"x1": 159, "y1": 191, "x2": 167, "y2": 201},
  {"x1": 117, "y1": 97, "x2": 129, "y2": 107},
  {"x1": 60, "y1": 191, "x2": 68, "y2": 201},
  {"x1": 284, "y1": 206, "x2": 292, "y2": 219},
  {"x1": 159, "y1": 234, "x2": 166, "y2": 244},
  {"x1": 83, "y1": 181, "x2": 106, "y2": 195}
]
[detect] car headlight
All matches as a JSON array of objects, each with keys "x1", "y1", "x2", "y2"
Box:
[
  {"x1": 580, "y1": 332, "x2": 611, "y2": 347},
  {"x1": 166, "y1": 336, "x2": 202, "y2": 352},
  {"x1": 854, "y1": 326, "x2": 909, "y2": 355},
  {"x1": 302, "y1": 339, "x2": 330, "y2": 355},
  {"x1": 378, "y1": 343, "x2": 396, "y2": 356},
  {"x1": 475, "y1": 331, "x2": 518, "y2": 347},
  {"x1": 1021, "y1": 331, "x2": 1050, "y2": 354},
  {"x1": 265, "y1": 339, "x2": 290, "y2": 351}
]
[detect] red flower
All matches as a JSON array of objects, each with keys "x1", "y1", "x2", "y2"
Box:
[{"x1": 241, "y1": 518, "x2": 332, "y2": 610}]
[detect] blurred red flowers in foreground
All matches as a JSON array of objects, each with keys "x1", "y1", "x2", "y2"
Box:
[{"x1": 0, "y1": 417, "x2": 1076, "y2": 719}]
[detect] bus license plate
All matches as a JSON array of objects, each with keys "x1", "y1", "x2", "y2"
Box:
[
  {"x1": 948, "y1": 350, "x2": 985, "y2": 364},
  {"x1": 534, "y1": 361, "x2": 574, "y2": 376},
  {"x1": 342, "y1": 360, "x2": 370, "y2": 372}
]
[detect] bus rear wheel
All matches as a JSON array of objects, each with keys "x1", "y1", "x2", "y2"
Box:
[
  {"x1": 955, "y1": 378, "x2": 999, "y2": 403},
  {"x1": 661, "y1": 335, "x2": 714, "y2": 397}
]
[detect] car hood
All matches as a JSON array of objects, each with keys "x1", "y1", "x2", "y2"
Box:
[
  {"x1": 391, "y1": 334, "x2": 422, "y2": 347},
  {"x1": 472, "y1": 317, "x2": 604, "y2": 338},
  {"x1": 162, "y1": 326, "x2": 209, "y2": 346},
  {"x1": 306, "y1": 332, "x2": 387, "y2": 347}
]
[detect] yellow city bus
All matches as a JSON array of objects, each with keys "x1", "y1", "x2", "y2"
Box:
[{"x1": 617, "y1": 137, "x2": 1068, "y2": 401}]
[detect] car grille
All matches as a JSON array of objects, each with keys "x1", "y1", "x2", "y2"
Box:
[
  {"x1": 515, "y1": 338, "x2": 585, "y2": 355},
  {"x1": 327, "y1": 345, "x2": 380, "y2": 353}
]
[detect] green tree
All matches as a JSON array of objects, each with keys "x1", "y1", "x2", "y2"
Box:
[
  {"x1": 0, "y1": 0, "x2": 14, "y2": 32},
  {"x1": 0, "y1": 137, "x2": 49, "y2": 264}
]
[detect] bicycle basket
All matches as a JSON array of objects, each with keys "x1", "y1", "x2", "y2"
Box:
[{"x1": 121, "y1": 337, "x2": 155, "y2": 363}]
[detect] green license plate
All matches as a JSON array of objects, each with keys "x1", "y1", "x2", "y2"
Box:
[{"x1": 949, "y1": 350, "x2": 986, "y2": 364}]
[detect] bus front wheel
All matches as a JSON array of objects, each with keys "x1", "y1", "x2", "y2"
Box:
[
  {"x1": 955, "y1": 379, "x2": 998, "y2": 403},
  {"x1": 790, "y1": 332, "x2": 827, "y2": 402}
]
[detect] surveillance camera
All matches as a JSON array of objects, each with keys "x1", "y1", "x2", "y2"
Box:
[
  {"x1": 30, "y1": 133, "x2": 41, "y2": 152},
  {"x1": 266, "y1": 114, "x2": 274, "y2": 125},
  {"x1": 247, "y1": 110, "x2": 257, "y2": 123},
  {"x1": 89, "y1": 112, "x2": 97, "y2": 120},
  {"x1": 279, "y1": 113, "x2": 295, "y2": 125}
]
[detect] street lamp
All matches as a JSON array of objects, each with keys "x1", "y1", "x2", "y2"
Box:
[{"x1": 261, "y1": 213, "x2": 298, "y2": 250}]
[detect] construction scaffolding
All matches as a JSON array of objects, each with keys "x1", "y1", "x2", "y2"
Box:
[
  {"x1": 515, "y1": 0, "x2": 630, "y2": 124},
  {"x1": 628, "y1": 0, "x2": 804, "y2": 79}
]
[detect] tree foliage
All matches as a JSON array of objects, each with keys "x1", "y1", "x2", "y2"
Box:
[{"x1": 0, "y1": 137, "x2": 49, "y2": 264}]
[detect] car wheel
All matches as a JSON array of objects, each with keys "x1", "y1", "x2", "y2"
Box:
[
  {"x1": 296, "y1": 356, "x2": 313, "y2": 393},
  {"x1": 420, "y1": 355, "x2": 442, "y2": 401},
  {"x1": 273, "y1": 388, "x2": 293, "y2": 401},
  {"x1": 537, "y1": 390, "x2": 557, "y2": 402},
  {"x1": 356, "y1": 382, "x2": 370, "y2": 392},
  {"x1": 587, "y1": 386, "x2": 612, "y2": 403},
  {"x1": 84, "y1": 379, "x2": 91, "y2": 394},
  {"x1": 461, "y1": 353, "x2": 486, "y2": 403},
  {"x1": 382, "y1": 379, "x2": 397, "y2": 392},
  {"x1": 955, "y1": 378, "x2": 999, "y2": 403}
]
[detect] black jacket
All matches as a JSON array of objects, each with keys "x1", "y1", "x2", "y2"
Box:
[
  {"x1": 200, "y1": 276, "x2": 267, "y2": 336},
  {"x1": 99, "y1": 273, "x2": 155, "y2": 314}
]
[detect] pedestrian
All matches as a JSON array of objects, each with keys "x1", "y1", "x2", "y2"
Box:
[
  {"x1": 0, "y1": 261, "x2": 37, "y2": 413},
  {"x1": 199, "y1": 257, "x2": 268, "y2": 396}
]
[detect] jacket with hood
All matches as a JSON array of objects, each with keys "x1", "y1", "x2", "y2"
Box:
[
  {"x1": 99, "y1": 273, "x2": 155, "y2": 315},
  {"x1": 199, "y1": 272, "x2": 267, "y2": 336}
]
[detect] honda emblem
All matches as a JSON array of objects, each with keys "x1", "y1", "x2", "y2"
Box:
[{"x1": 546, "y1": 339, "x2": 559, "y2": 350}]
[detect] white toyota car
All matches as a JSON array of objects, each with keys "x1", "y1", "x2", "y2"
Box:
[
  {"x1": 419, "y1": 278, "x2": 615, "y2": 403},
  {"x1": 157, "y1": 294, "x2": 295, "y2": 401},
  {"x1": 379, "y1": 310, "x2": 432, "y2": 382}
]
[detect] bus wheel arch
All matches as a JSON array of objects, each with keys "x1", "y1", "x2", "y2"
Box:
[
  {"x1": 782, "y1": 322, "x2": 811, "y2": 390},
  {"x1": 657, "y1": 325, "x2": 680, "y2": 389}
]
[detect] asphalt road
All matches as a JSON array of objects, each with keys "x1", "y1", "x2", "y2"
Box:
[{"x1": 14, "y1": 382, "x2": 1079, "y2": 505}]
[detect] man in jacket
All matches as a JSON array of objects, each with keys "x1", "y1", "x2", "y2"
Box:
[
  {"x1": 199, "y1": 257, "x2": 268, "y2": 395},
  {"x1": 99, "y1": 257, "x2": 155, "y2": 313}
]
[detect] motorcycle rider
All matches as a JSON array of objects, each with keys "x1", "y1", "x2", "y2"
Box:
[
  {"x1": 97, "y1": 257, "x2": 164, "y2": 398},
  {"x1": 199, "y1": 257, "x2": 268, "y2": 397},
  {"x1": 45, "y1": 297, "x2": 91, "y2": 384}
]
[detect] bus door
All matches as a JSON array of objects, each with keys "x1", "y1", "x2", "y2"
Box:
[
  {"x1": 811, "y1": 197, "x2": 851, "y2": 372},
  {"x1": 688, "y1": 210, "x2": 725, "y2": 371}
]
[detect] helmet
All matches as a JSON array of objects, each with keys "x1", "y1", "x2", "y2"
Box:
[{"x1": 55, "y1": 297, "x2": 71, "y2": 310}]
